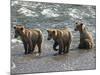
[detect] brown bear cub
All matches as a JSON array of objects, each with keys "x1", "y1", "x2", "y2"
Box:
[
  {"x1": 74, "y1": 21, "x2": 94, "y2": 49},
  {"x1": 47, "y1": 27, "x2": 72, "y2": 54},
  {"x1": 13, "y1": 25, "x2": 43, "y2": 55}
]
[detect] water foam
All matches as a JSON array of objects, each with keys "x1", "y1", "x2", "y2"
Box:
[
  {"x1": 41, "y1": 9, "x2": 59, "y2": 18},
  {"x1": 11, "y1": 62, "x2": 16, "y2": 69},
  {"x1": 11, "y1": 38, "x2": 22, "y2": 44},
  {"x1": 11, "y1": 1, "x2": 18, "y2": 6},
  {"x1": 68, "y1": 8, "x2": 82, "y2": 19},
  {"x1": 18, "y1": 7, "x2": 38, "y2": 17}
]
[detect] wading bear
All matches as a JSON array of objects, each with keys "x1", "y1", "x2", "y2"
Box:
[
  {"x1": 13, "y1": 25, "x2": 43, "y2": 55},
  {"x1": 47, "y1": 27, "x2": 72, "y2": 54},
  {"x1": 74, "y1": 21, "x2": 94, "y2": 49}
]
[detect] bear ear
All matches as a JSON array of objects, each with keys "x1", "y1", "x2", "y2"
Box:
[
  {"x1": 20, "y1": 26, "x2": 25, "y2": 30},
  {"x1": 53, "y1": 30, "x2": 57, "y2": 36},
  {"x1": 13, "y1": 26, "x2": 16, "y2": 29},
  {"x1": 52, "y1": 30, "x2": 57, "y2": 36},
  {"x1": 52, "y1": 31, "x2": 55, "y2": 34}
]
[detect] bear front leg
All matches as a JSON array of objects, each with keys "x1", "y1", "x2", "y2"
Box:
[
  {"x1": 53, "y1": 42, "x2": 59, "y2": 51},
  {"x1": 23, "y1": 42, "x2": 28, "y2": 55}
]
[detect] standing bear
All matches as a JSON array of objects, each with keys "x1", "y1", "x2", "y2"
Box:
[
  {"x1": 13, "y1": 25, "x2": 43, "y2": 55},
  {"x1": 74, "y1": 21, "x2": 94, "y2": 49},
  {"x1": 47, "y1": 27, "x2": 72, "y2": 54}
]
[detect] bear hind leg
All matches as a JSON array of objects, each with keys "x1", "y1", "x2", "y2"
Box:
[
  {"x1": 28, "y1": 43, "x2": 36, "y2": 54},
  {"x1": 27, "y1": 44, "x2": 33, "y2": 54},
  {"x1": 37, "y1": 43, "x2": 42, "y2": 54},
  {"x1": 78, "y1": 39, "x2": 92, "y2": 49},
  {"x1": 64, "y1": 43, "x2": 70, "y2": 54},
  {"x1": 84, "y1": 39, "x2": 92, "y2": 49}
]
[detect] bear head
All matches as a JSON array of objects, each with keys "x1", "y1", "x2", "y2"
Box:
[
  {"x1": 74, "y1": 21, "x2": 86, "y2": 32},
  {"x1": 13, "y1": 25, "x2": 25, "y2": 38},
  {"x1": 47, "y1": 29, "x2": 57, "y2": 40}
]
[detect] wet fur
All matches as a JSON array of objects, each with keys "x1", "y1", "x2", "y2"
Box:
[
  {"x1": 47, "y1": 27, "x2": 72, "y2": 54},
  {"x1": 14, "y1": 25, "x2": 42, "y2": 55},
  {"x1": 75, "y1": 22, "x2": 94, "y2": 49}
]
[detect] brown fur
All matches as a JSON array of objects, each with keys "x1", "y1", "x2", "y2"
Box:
[
  {"x1": 14, "y1": 25, "x2": 42, "y2": 55},
  {"x1": 47, "y1": 27, "x2": 72, "y2": 54},
  {"x1": 74, "y1": 21, "x2": 94, "y2": 49}
]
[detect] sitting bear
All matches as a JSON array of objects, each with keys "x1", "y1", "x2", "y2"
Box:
[
  {"x1": 47, "y1": 27, "x2": 72, "y2": 54},
  {"x1": 13, "y1": 25, "x2": 43, "y2": 55},
  {"x1": 74, "y1": 21, "x2": 94, "y2": 49}
]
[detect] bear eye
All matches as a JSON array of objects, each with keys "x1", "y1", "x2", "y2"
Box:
[{"x1": 76, "y1": 22, "x2": 78, "y2": 24}]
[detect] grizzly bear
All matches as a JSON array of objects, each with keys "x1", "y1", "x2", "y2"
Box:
[
  {"x1": 13, "y1": 25, "x2": 43, "y2": 55},
  {"x1": 47, "y1": 27, "x2": 72, "y2": 54},
  {"x1": 74, "y1": 21, "x2": 94, "y2": 49}
]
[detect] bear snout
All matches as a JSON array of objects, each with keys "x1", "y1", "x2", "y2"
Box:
[{"x1": 47, "y1": 37, "x2": 51, "y2": 40}]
